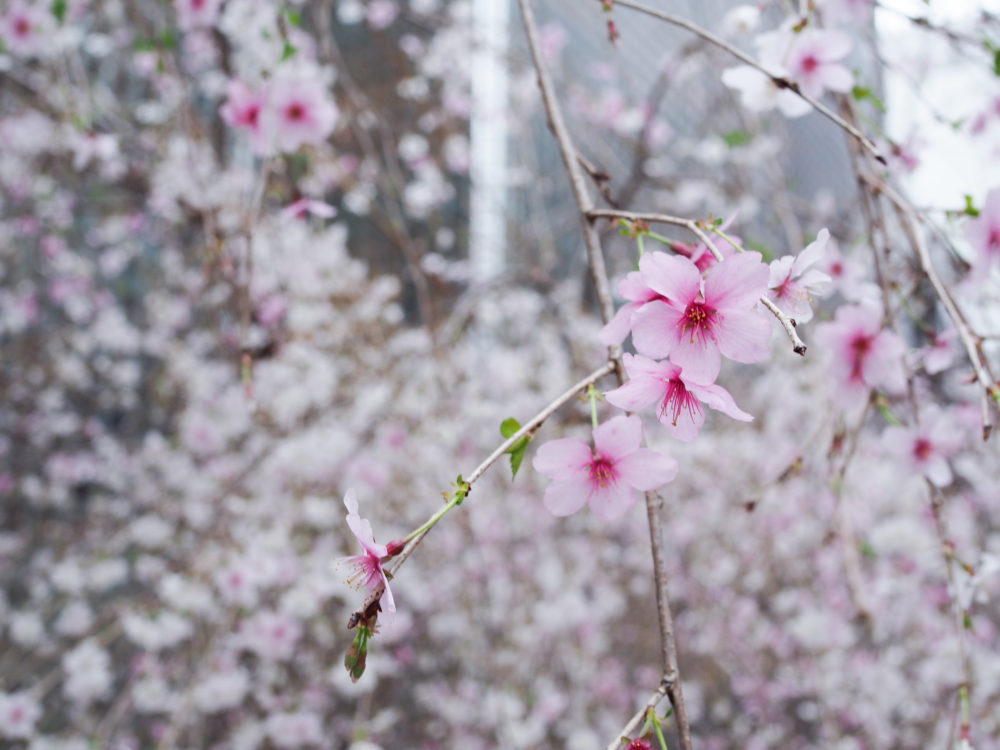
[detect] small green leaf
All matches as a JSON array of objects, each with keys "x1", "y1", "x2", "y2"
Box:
[
  {"x1": 875, "y1": 398, "x2": 902, "y2": 426},
  {"x1": 721, "y1": 129, "x2": 751, "y2": 147},
  {"x1": 963, "y1": 195, "x2": 980, "y2": 217},
  {"x1": 851, "y1": 85, "x2": 886, "y2": 113},
  {"x1": 963, "y1": 611, "x2": 973, "y2": 629},
  {"x1": 500, "y1": 417, "x2": 521, "y2": 439},
  {"x1": 345, "y1": 626, "x2": 371, "y2": 683},
  {"x1": 160, "y1": 30, "x2": 177, "y2": 50},
  {"x1": 133, "y1": 39, "x2": 156, "y2": 52},
  {"x1": 993, "y1": 49, "x2": 1000, "y2": 77},
  {"x1": 859, "y1": 540, "x2": 877, "y2": 559},
  {"x1": 281, "y1": 40, "x2": 298, "y2": 61},
  {"x1": 507, "y1": 436, "x2": 530, "y2": 479},
  {"x1": 287, "y1": 9, "x2": 302, "y2": 26},
  {"x1": 52, "y1": 0, "x2": 67, "y2": 23}
]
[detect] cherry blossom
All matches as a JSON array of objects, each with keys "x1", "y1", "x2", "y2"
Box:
[
  {"x1": 532, "y1": 415, "x2": 678, "y2": 520},
  {"x1": 882, "y1": 407, "x2": 963, "y2": 487},
  {"x1": 630, "y1": 250, "x2": 772, "y2": 382},
  {"x1": 220, "y1": 80, "x2": 271, "y2": 156},
  {"x1": 767, "y1": 228, "x2": 833, "y2": 323},
  {"x1": 964, "y1": 188, "x2": 1000, "y2": 273},
  {"x1": 599, "y1": 271, "x2": 664, "y2": 347},
  {"x1": 813, "y1": 303, "x2": 907, "y2": 406},
  {"x1": 337, "y1": 489, "x2": 395, "y2": 614},
  {"x1": 1, "y1": 0, "x2": 52, "y2": 58},
  {"x1": 267, "y1": 70, "x2": 339, "y2": 154},
  {"x1": 780, "y1": 29, "x2": 854, "y2": 100},
  {"x1": 605, "y1": 354, "x2": 753, "y2": 441},
  {"x1": 0, "y1": 692, "x2": 41, "y2": 740}
]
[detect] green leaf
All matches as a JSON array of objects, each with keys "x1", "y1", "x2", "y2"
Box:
[
  {"x1": 721, "y1": 129, "x2": 751, "y2": 147},
  {"x1": 281, "y1": 40, "x2": 298, "y2": 61},
  {"x1": 500, "y1": 417, "x2": 520, "y2": 439},
  {"x1": 345, "y1": 626, "x2": 370, "y2": 683},
  {"x1": 851, "y1": 85, "x2": 886, "y2": 113},
  {"x1": 507, "y1": 436, "x2": 530, "y2": 479},
  {"x1": 52, "y1": 0, "x2": 67, "y2": 23},
  {"x1": 994, "y1": 49, "x2": 1000, "y2": 77},
  {"x1": 963, "y1": 195, "x2": 980, "y2": 217},
  {"x1": 859, "y1": 540, "x2": 877, "y2": 559},
  {"x1": 287, "y1": 9, "x2": 302, "y2": 26},
  {"x1": 160, "y1": 30, "x2": 177, "y2": 50},
  {"x1": 875, "y1": 398, "x2": 901, "y2": 426}
]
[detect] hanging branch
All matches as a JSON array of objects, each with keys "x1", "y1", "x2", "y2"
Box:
[{"x1": 519, "y1": 1, "x2": 693, "y2": 748}]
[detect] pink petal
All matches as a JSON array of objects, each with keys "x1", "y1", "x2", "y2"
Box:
[
  {"x1": 593, "y1": 414, "x2": 643, "y2": 462},
  {"x1": 638, "y1": 251, "x2": 700, "y2": 303},
  {"x1": 618, "y1": 271, "x2": 657, "y2": 302},
  {"x1": 863, "y1": 330, "x2": 907, "y2": 394},
  {"x1": 605, "y1": 375, "x2": 666, "y2": 413},
  {"x1": 343, "y1": 489, "x2": 359, "y2": 516},
  {"x1": 768, "y1": 256, "x2": 794, "y2": 289},
  {"x1": 792, "y1": 229, "x2": 830, "y2": 276},
  {"x1": 542, "y1": 475, "x2": 591, "y2": 517},
  {"x1": 532, "y1": 438, "x2": 592, "y2": 480},
  {"x1": 379, "y1": 571, "x2": 396, "y2": 614},
  {"x1": 668, "y1": 332, "x2": 722, "y2": 383},
  {"x1": 924, "y1": 456, "x2": 953, "y2": 487},
  {"x1": 661, "y1": 403, "x2": 705, "y2": 441},
  {"x1": 817, "y1": 64, "x2": 854, "y2": 94},
  {"x1": 586, "y1": 480, "x2": 636, "y2": 521},
  {"x1": 686, "y1": 381, "x2": 753, "y2": 422},
  {"x1": 817, "y1": 30, "x2": 852, "y2": 61},
  {"x1": 631, "y1": 300, "x2": 683, "y2": 360},
  {"x1": 599, "y1": 301, "x2": 640, "y2": 347},
  {"x1": 716, "y1": 308, "x2": 772, "y2": 364},
  {"x1": 704, "y1": 251, "x2": 769, "y2": 310},
  {"x1": 615, "y1": 448, "x2": 679, "y2": 490}
]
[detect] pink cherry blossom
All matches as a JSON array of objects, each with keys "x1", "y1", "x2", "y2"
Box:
[
  {"x1": 267, "y1": 71, "x2": 339, "y2": 154},
  {"x1": 337, "y1": 489, "x2": 395, "y2": 614},
  {"x1": 883, "y1": 407, "x2": 963, "y2": 487},
  {"x1": 779, "y1": 29, "x2": 854, "y2": 100},
  {"x1": 0, "y1": 691, "x2": 41, "y2": 739},
  {"x1": 281, "y1": 198, "x2": 338, "y2": 221},
  {"x1": 174, "y1": 0, "x2": 224, "y2": 31},
  {"x1": 1, "y1": 0, "x2": 52, "y2": 58},
  {"x1": 532, "y1": 415, "x2": 678, "y2": 520},
  {"x1": 630, "y1": 250, "x2": 772, "y2": 382},
  {"x1": 599, "y1": 271, "x2": 664, "y2": 347},
  {"x1": 814, "y1": 303, "x2": 907, "y2": 406},
  {"x1": 721, "y1": 64, "x2": 813, "y2": 119},
  {"x1": 767, "y1": 228, "x2": 833, "y2": 323},
  {"x1": 605, "y1": 354, "x2": 753, "y2": 441},
  {"x1": 220, "y1": 80, "x2": 271, "y2": 156},
  {"x1": 964, "y1": 188, "x2": 1000, "y2": 273}
]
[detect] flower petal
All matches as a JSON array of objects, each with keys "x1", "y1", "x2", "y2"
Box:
[
  {"x1": 605, "y1": 376, "x2": 666, "y2": 413},
  {"x1": 615, "y1": 448, "x2": 679, "y2": 490},
  {"x1": 631, "y1": 300, "x2": 683, "y2": 360},
  {"x1": 542, "y1": 475, "x2": 592, "y2": 517},
  {"x1": 599, "y1": 301, "x2": 640, "y2": 347},
  {"x1": 686, "y1": 381, "x2": 753, "y2": 422},
  {"x1": 593, "y1": 414, "x2": 643, "y2": 462},
  {"x1": 716, "y1": 308, "x2": 772, "y2": 364},
  {"x1": 587, "y1": 480, "x2": 636, "y2": 521},
  {"x1": 705, "y1": 251, "x2": 769, "y2": 310},
  {"x1": 532, "y1": 438, "x2": 592, "y2": 480},
  {"x1": 638, "y1": 251, "x2": 700, "y2": 303}
]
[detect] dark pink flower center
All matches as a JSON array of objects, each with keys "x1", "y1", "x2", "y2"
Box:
[
  {"x1": 849, "y1": 334, "x2": 872, "y2": 380},
  {"x1": 192, "y1": 0, "x2": 206, "y2": 8},
  {"x1": 988, "y1": 228, "x2": 1000, "y2": 254},
  {"x1": 588, "y1": 456, "x2": 616, "y2": 488},
  {"x1": 801, "y1": 55, "x2": 819, "y2": 73},
  {"x1": 679, "y1": 302, "x2": 719, "y2": 346},
  {"x1": 660, "y1": 378, "x2": 703, "y2": 427},
  {"x1": 286, "y1": 102, "x2": 306, "y2": 122},
  {"x1": 913, "y1": 437, "x2": 933, "y2": 462},
  {"x1": 14, "y1": 17, "x2": 30, "y2": 37},
  {"x1": 241, "y1": 104, "x2": 260, "y2": 128}
]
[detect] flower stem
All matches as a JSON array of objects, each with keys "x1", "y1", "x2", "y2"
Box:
[{"x1": 588, "y1": 384, "x2": 600, "y2": 429}]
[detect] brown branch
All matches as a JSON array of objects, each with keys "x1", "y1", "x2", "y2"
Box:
[
  {"x1": 605, "y1": 676, "x2": 672, "y2": 750},
  {"x1": 609, "y1": 0, "x2": 886, "y2": 164},
  {"x1": 519, "y1": 2, "x2": 693, "y2": 748}
]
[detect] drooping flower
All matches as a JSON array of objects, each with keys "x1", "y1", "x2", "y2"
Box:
[
  {"x1": 767, "y1": 228, "x2": 833, "y2": 323},
  {"x1": 605, "y1": 354, "x2": 753, "y2": 441},
  {"x1": 630, "y1": 250, "x2": 772, "y2": 382},
  {"x1": 779, "y1": 29, "x2": 854, "y2": 100},
  {"x1": 336, "y1": 489, "x2": 395, "y2": 614},
  {"x1": 964, "y1": 188, "x2": 1000, "y2": 273},
  {"x1": 882, "y1": 407, "x2": 963, "y2": 487},
  {"x1": 813, "y1": 303, "x2": 907, "y2": 406},
  {"x1": 266, "y1": 70, "x2": 339, "y2": 154},
  {"x1": 220, "y1": 79, "x2": 271, "y2": 156},
  {"x1": 1, "y1": 0, "x2": 52, "y2": 58},
  {"x1": 532, "y1": 414, "x2": 678, "y2": 520},
  {"x1": 0, "y1": 692, "x2": 41, "y2": 740}
]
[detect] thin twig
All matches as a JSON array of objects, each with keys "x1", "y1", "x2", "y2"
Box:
[
  {"x1": 605, "y1": 676, "x2": 673, "y2": 750},
  {"x1": 350, "y1": 361, "x2": 617, "y2": 617},
  {"x1": 609, "y1": 0, "x2": 886, "y2": 164},
  {"x1": 589, "y1": 208, "x2": 808, "y2": 355},
  {"x1": 519, "y1": 2, "x2": 693, "y2": 747}
]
